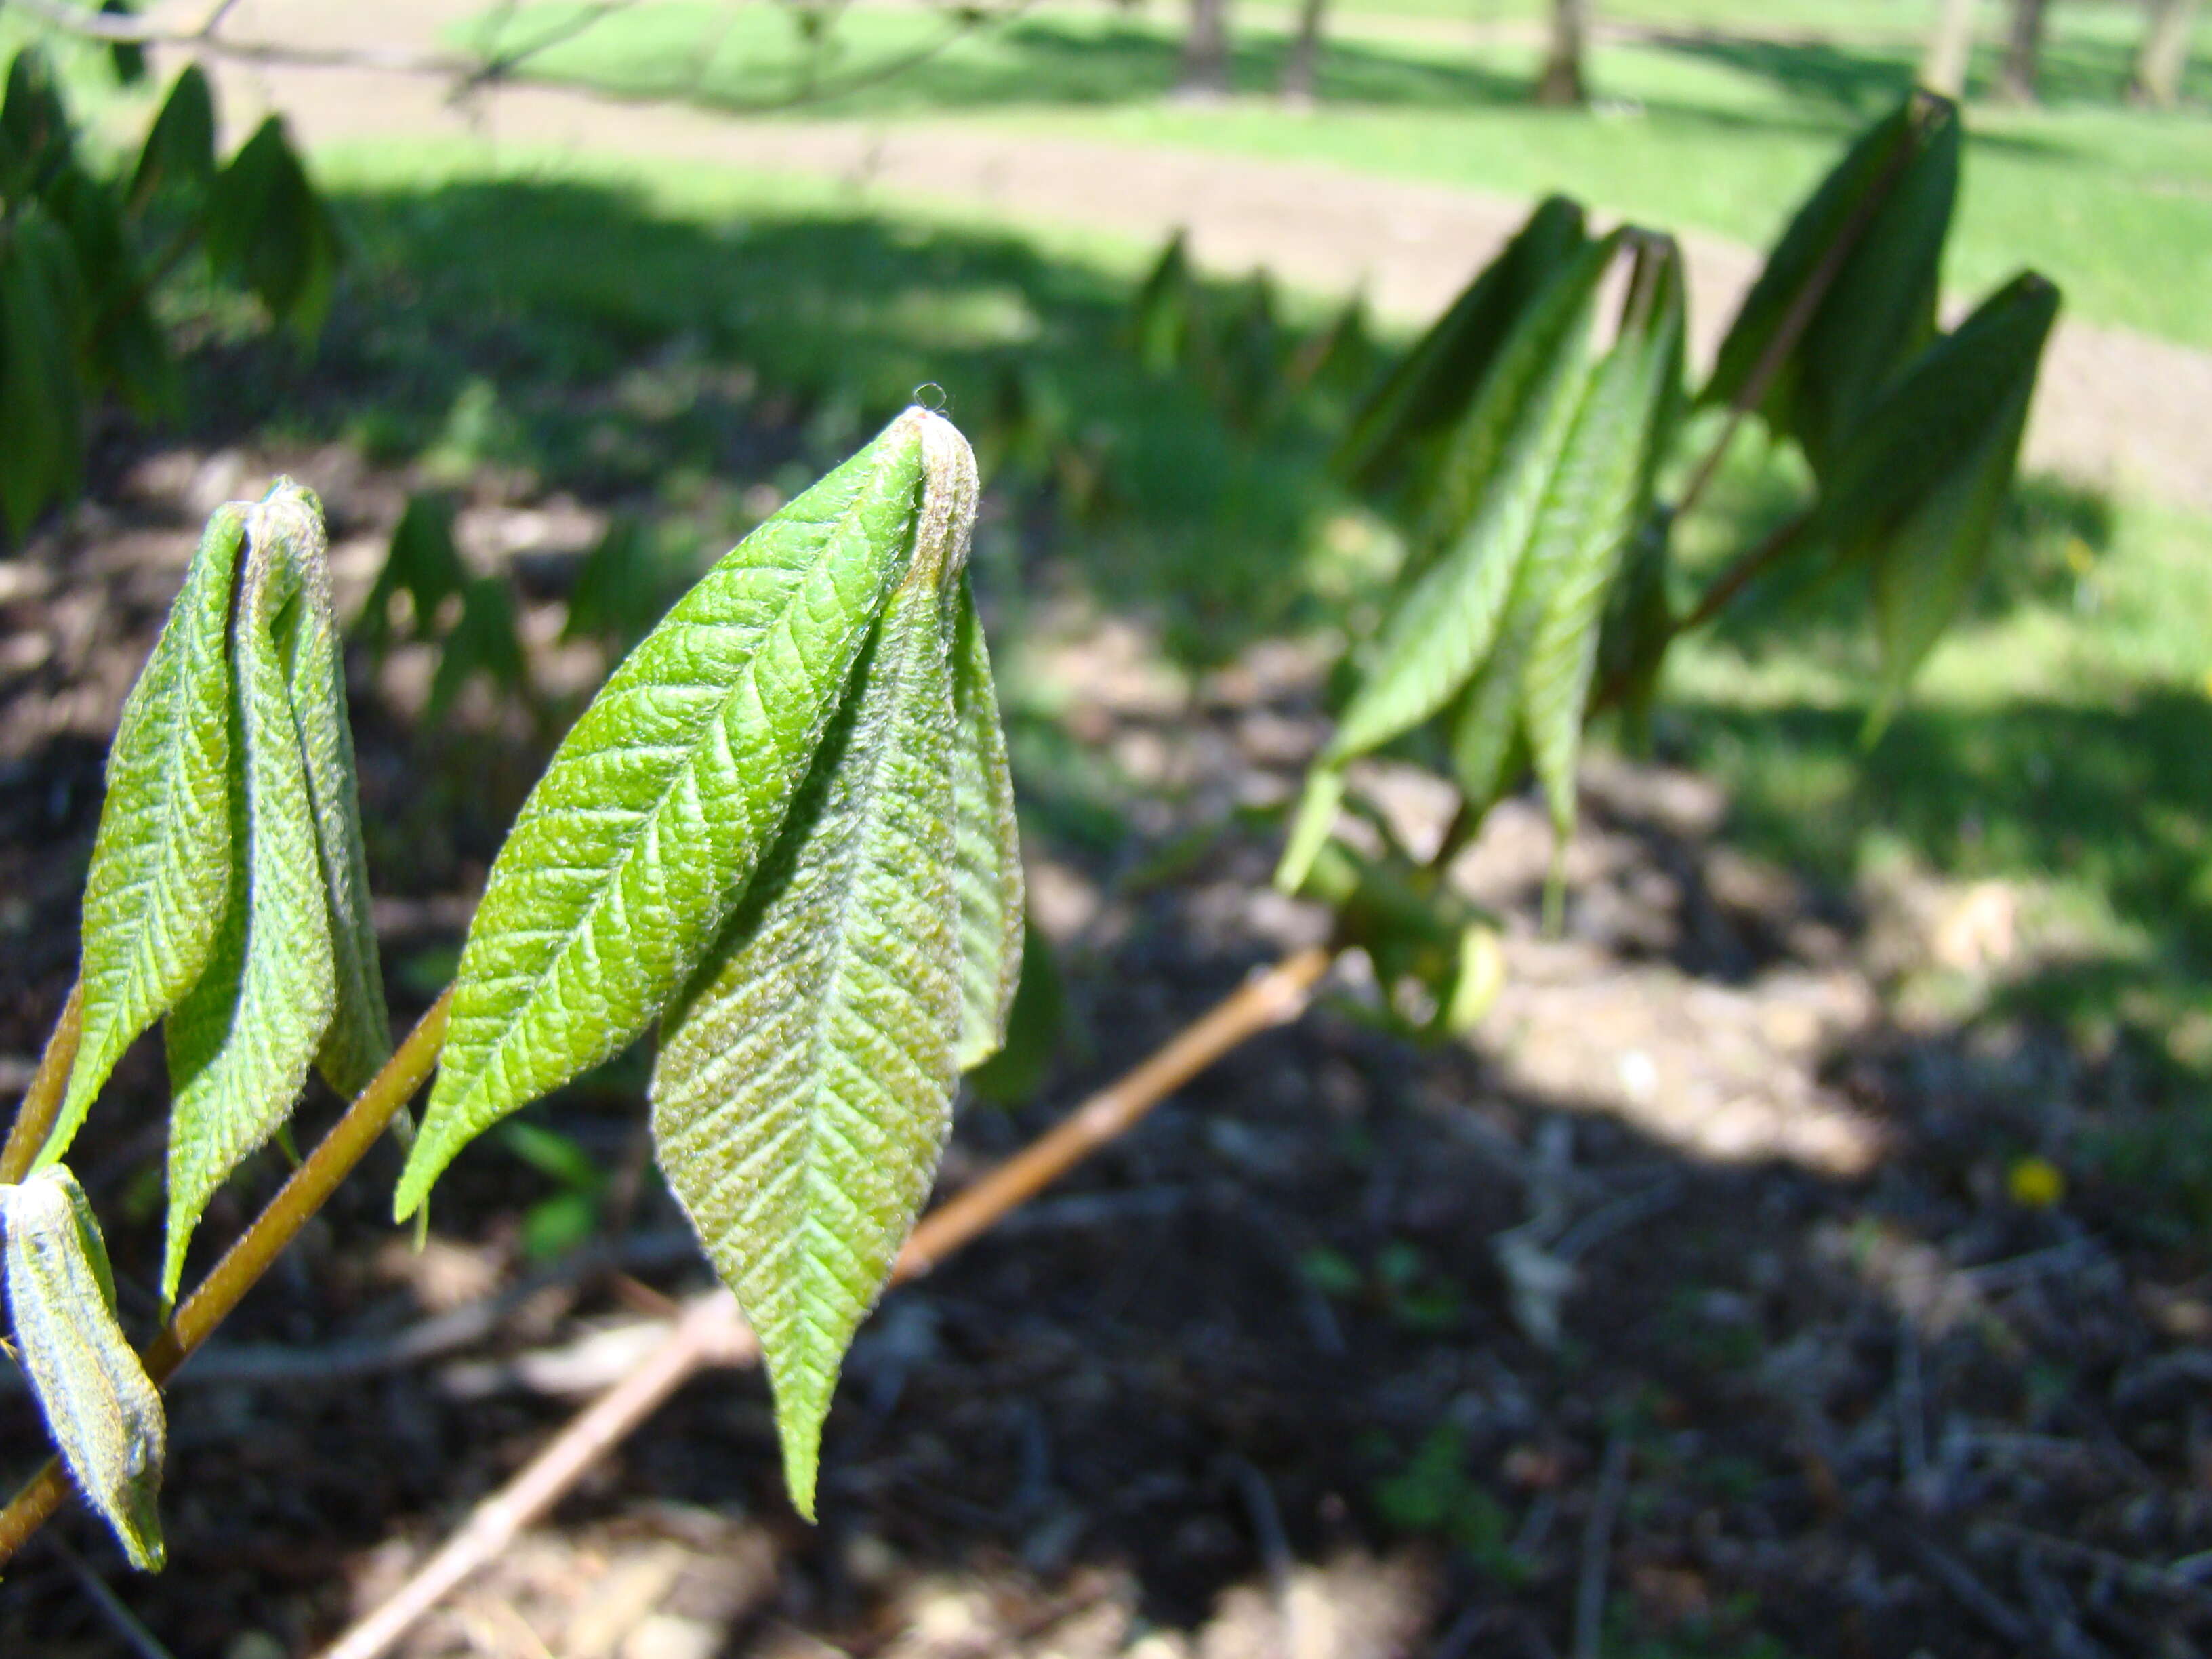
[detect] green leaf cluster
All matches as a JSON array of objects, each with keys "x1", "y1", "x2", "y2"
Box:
[
  {"x1": 1282, "y1": 224, "x2": 1685, "y2": 904},
  {"x1": 0, "y1": 51, "x2": 340, "y2": 539},
  {"x1": 54, "y1": 484, "x2": 390, "y2": 1299},
  {"x1": 394, "y1": 409, "x2": 1023, "y2": 1517},
  {"x1": 352, "y1": 493, "x2": 532, "y2": 714}
]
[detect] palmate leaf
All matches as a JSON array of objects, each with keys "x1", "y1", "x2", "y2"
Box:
[
  {"x1": 163, "y1": 492, "x2": 340, "y2": 1297},
  {"x1": 2, "y1": 1167, "x2": 165, "y2": 1572},
  {"x1": 395, "y1": 414, "x2": 935, "y2": 1220},
  {"x1": 51, "y1": 510, "x2": 243, "y2": 1170}
]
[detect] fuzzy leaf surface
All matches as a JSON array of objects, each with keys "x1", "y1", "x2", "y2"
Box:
[
  {"x1": 51, "y1": 509, "x2": 244, "y2": 1168},
  {"x1": 397, "y1": 415, "x2": 932, "y2": 1219},
  {"x1": 948, "y1": 573, "x2": 1023, "y2": 1069},
  {"x1": 3, "y1": 1167, "x2": 167, "y2": 1571},
  {"x1": 652, "y1": 570, "x2": 960, "y2": 1521},
  {"x1": 163, "y1": 492, "x2": 337, "y2": 1296}
]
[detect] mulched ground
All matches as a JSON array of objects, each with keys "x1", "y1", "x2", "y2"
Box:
[{"x1": 3, "y1": 427, "x2": 2209, "y2": 1659}]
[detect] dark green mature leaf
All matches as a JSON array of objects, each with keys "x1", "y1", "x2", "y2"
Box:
[
  {"x1": 1320, "y1": 234, "x2": 1616, "y2": 763},
  {"x1": 47, "y1": 163, "x2": 179, "y2": 420},
  {"x1": 50, "y1": 510, "x2": 245, "y2": 1169},
  {"x1": 1521, "y1": 237, "x2": 1686, "y2": 846},
  {"x1": 2, "y1": 1167, "x2": 165, "y2": 1572},
  {"x1": 1818, "y1": 273, "x2": 2059, "y2": 726},
  {"x1": 164, "y1": 491, "x2": 340, "y2": 1296},
  {"x1": 129, "y1": 65, "x2": 216, "y2": 211},
  {"x1": 651, "y1": 413, "x2": 984, "y2": 1519},
  {"x1": 1336, "y1": 194, "x2": 1586, "y2": 508},
  {"x1": 428, "y1": 578, "x2": 531, "y2": 716},
  {"x1": 0, "y1": 207, "x2": 87, "y2": 538},
  {"x1": 0, "y1": 47, "x2": 72, "y2": 197},
  {"x1": 396, "y1": 414, "x2": 934, "y2": 1221},
  {"x1": 206, "y1": 116, "x2": 340, "y2": 339},
  {"x1": 563, "y1": 516, "x2": 679, "y2": 651},
  {"x1": 948, "y1": 573, "x2": 1023, "y2": 1069},
  {"x1": 1704, "y1": 91, "x2": 1957, "y2": 478}
]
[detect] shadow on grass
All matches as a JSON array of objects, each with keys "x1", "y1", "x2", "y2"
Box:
[{"x1": 182, "y1": 173, "x2": 1359, "y2": 670}]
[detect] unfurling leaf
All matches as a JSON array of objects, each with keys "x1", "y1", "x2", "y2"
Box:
[
  {"x1": 1322, "y1": 232, "x2": 1616, "y2": 763},
  {"x1": 1816, "y1": 272, "x2": 2060, "y2": 729},
  {"x1": 1704, "y1": 90, "x2": 1957, "y2": 478},
  {"x1": 3, "y1": 1168, "x2": 166, "y2": 1572},
  {"x1": 1336, "y1": 194, "x2": 1587, "y2": 510},
  {"x1": 653, "y1": 413, "x2": 986, "y2": 1519},
  {"x1": 163, "y1": 491, "x2": 340, "y2": 1296},
  {"x1": 947, "y1": 574, "x2": 1025, "y2": 1069},
  {"x1": 52, "y1": 509, "x2": 245, "y2": 1170},
  {"x1": 55, "y1": 484, "x2": 387, "y2": 1294},
  {"x1": 396, "y1": 414, "x2": 935, "y2": 1219}
]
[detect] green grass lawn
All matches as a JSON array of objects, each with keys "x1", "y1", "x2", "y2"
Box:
[{"x1": 469, "y1": 0, "x2": 2212, "y2": 349}]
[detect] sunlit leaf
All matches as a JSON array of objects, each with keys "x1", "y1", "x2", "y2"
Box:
[
  {"x1": 651, "y1": 417, "x2": 982, "y2": 1519},
  {"x1": 52, "y1": 510, "x2": 245, "y2": 1168},
  {"x1": 3, "y1": 1167, "x2": 165, "y2": 1572},
  {"x1": 163, "y1": 490, "x2": 341, "y2": 1296},
  {"x1": 396, "y1": 413, "x2": 934, "y2": 1220}
]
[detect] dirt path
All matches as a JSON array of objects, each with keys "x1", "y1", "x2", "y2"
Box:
[{"x1": 171, "y1": 0, "x2": 2212, "y2": 512}]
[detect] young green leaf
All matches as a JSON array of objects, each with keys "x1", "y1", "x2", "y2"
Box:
[
  {"x1": 260, "y1": 490, "x2": 391, "y2": 1098},
  {"x1": 1336, "y1": 194, "x2": 1587, "y2": 505},
  {"x1": 1130, "y1": 230, "x2": 1196, "y2": 377},
  {"x1": 1274, "y1": 764, "x2": 1347, "y2": 894},
  {"x1": 1817, "y1": 273, "x2": 2059, "y2": 727},
  {"x1": 128, "y1": 64, "x2": 215, "y2": 211},
  {"x1": 1521, "y1": 238, "x2": 1686, "y2": 849},
  {"x1": 51, "y1": 509, "x2": 246, "y2": 1170},
  {"x1": 965, "y1": 915, "x2": 1065, "y2": 1107},
  {"x1": 651, "y1": 416, "x2": 983, "y2": 1519},
  {"x1": 1323, "y1": 234, "x2": 1616, "y2": 762},
  {"x1": 205, "y1": 116, "x2": 340, "y2": 340},
  {"x1": 396, "y1": 413, "x2": 935, "y2": 1221},
  {"x1": 163, "y1": 492, "x2": 340, "y2": 1296},
  {"x1": 1704, "y1": 91, "x2": 1957, "y2": 478},
  {"x1": 948, "y1": 574, "x2": 1024, "y2": 1069},
  {"x1": 3, "y1": 1167, "x2": 166, "y2": 1572}
]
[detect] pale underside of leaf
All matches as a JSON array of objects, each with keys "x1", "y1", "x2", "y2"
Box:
[
  {"x1": 3, "y1": 1167, "x2": 167, "y2": 1572},
  {"x1": 397, "y1": 416, "x2": 931, "y2": 1220},
  {"x1": 48, "y1": 508, "x2": 245, "y2": 1171},
  {"x1": 163, "y1": 539, "x2": 336, "y2": 1298},
  {"x1": 260, "y1": 488, "x2": 392, "y2": 1098},
  {"x1": 1324, "y1": 241, "x2": 1612, "y2": 763},
  {"x1": 948, "y1": 575, "x2": 1024, "y2": 1070},
  {"x1": 651, "y1": 570, "x2": 960, "y2": 1521}
]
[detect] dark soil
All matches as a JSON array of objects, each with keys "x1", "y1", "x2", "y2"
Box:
[{"x1": 3, "y1": 426, "x2": 2210, "y2": 1659}]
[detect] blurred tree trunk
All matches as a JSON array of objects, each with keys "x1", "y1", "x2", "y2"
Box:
[
  {"x1": 1997, "y1": 0, "x2": 2050, "y2": 102},
  {"x1": 1280, "y1": 0, "x2": 1329, "y2": 102},
  {"x1": 2130, "y1": 0, "x2": 2200, "y2": 106},
  {"x1": 1181, "y1": 0, "x2": 1232, "y2": 96},
  {"x1": 1536, "y1": 0, "x2": 1591, "y2": 106},
  {"x1": 1921, "y1": 0, "x2": 1979, "y2": 96}
]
